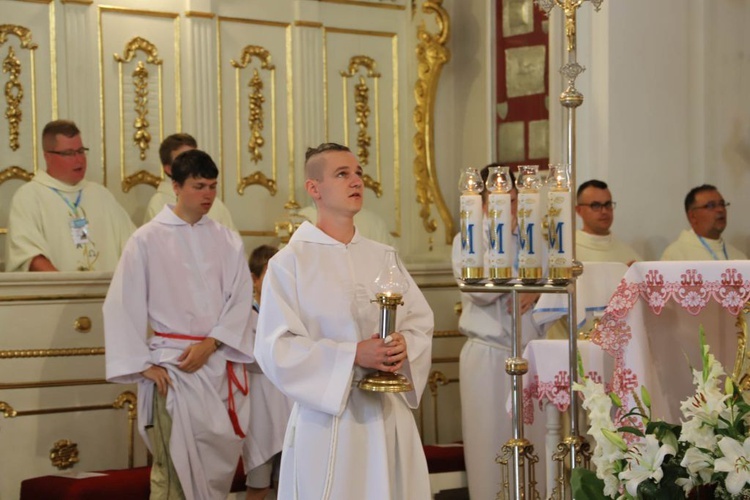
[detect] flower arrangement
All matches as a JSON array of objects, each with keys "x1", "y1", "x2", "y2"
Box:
[{"x1": 572, "y1": 328, "x2": 750, "y2": 499}]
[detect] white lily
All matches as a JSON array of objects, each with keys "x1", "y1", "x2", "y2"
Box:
[
  {"x1": 618, "y1": 434, "x2": 676, "y2": 497},
  {"x1": 680, "y1": 445, "x2": 714, "y2": 483},
  {"x1": 714, "y1": 436, "x2": 750, "y2": 495}
]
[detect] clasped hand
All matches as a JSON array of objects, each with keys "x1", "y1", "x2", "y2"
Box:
[
  {"x1": 355, "y1": 332, "x2": 407, "y2": 372},
  {"x1": 140, "y1": 338, "x2": 216, "y2": 396}
]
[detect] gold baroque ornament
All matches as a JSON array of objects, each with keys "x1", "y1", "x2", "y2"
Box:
[
  {"x1": 341, "y1": 56, "x2": 382, "y2": 197},
  {"x1": 0, "y1": 25, "x2": 37, "y2": 158},
  {"x1": 50, "y1": 439, "x2": 80, "y2": 470},
  {"x1": 230, "y1": 45, "x2": 277, "y2": 195},
  {"x1": 132, "y1": 61, "x2": 151, "y2": 160},
  {"x1": 114, "y1": 37, "x2": 163, "y2": 190},
  {"x1": 413, "y1": 1, "x2": 454, "y2": 243},
  {"x1": 0, "y1": 165, "x2": 33, "y2": 184},
  {"x1": 4, "y1": 46, "x2": 22, "y2": 151}
]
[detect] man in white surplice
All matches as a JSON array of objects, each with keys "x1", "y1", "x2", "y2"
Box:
[
  {"x1": 661, "y1": 184, "x2": 747, "y2": 260},
  {"x1": 255, "y1": 143, "x2": 434, "y2": 500},
  {"x1": 5, "y1": 119, "x2": 135, "y2": 272},
  {"x1": 104, "y1": 149, "x2": 254, "y2": 500}
]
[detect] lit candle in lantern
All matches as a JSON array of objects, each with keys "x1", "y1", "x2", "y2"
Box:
[
  {"x1": 517, "y1": 165, "x2": 543, "y2": 282},
  {"x1": 547, "y1": 163, "x2": 573, "y2": 281},
  {"x1": 458, "y1": 167, "x2": 485, "y2": 282},
  {"x1": 486, "y1": 166, "x2": 514, "y2": 281}
]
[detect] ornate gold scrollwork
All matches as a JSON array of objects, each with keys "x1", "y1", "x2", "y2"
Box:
[
  {"x1": 114, "y1": 37, "x2": 162, "y2": 190},
  {"x1": 0, "y1": 347, "x2": 104, "y2": 359},
  {"x1": 114, "y1": 390, "x2": 138, "y2": 467},
  {"x1": 4, "y1": 46, "x2": 22, "y2": 151},
  {"x1": 50, "y1": 439, "x2": 79, "y2": 470},
  {"x1": 0, "y1": 165, "x2": 33, "y2": 183},
  {"x1": 0, "y1": 401, "x2": 16, "y2": 418},
  {"x1": 231, "y1": 45, "x2": 277, "y2": 196},
  {"x1": 341, "y1": 56, "x2": 383, "y2": 198},
  {"x1": 413, "y1": 1, "x2": 454, "y2": 243},
  {"x1": 0, "y1": 24, "x2": 37, "y2": 178}
]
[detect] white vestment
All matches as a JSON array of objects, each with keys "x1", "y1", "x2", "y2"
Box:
[
  {"x1": 451, "y1": 229, "x2": 548, "y2": 500},
  {"x1": 5, "y1": 170, "x2": 135, "y2": 272},
  {"x1": 104, "y1": 206, "x2": 254, "y2": 500},
  {"x1": 575, "y1": 229, "x2": 642, "y2": 264},
  {"x1": 144, "y1": 179, "x2": 237, "y2": 231},
  {"x1": 255, "y1": 222, "x2": 433, "y2": 500},
  {"x1": 242, "y1": 308, "x2": 294, "y2": 472},
  {"x1": 661, "y1": 229, "x2": 747, "y2": 261},
  {"x1": 298, "y1": 205, "x2": 394, "y2": 246}
]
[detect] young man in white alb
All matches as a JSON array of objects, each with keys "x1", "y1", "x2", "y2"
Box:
[
  {"x1": 104, "y1": 149, "x2": 254, "y2": 500},
  {"x1": 255, "y1": 143, "x2": 434, "y2": 500}
]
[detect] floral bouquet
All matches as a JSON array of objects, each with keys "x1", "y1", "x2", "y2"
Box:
[{"x1": 572, "y1": 328, "x2": 750, "y2": 499}]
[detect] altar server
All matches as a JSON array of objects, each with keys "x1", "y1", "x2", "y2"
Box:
[
  {"x1": 104, "y1": 149, "x2": 254, "y2": 500},
  {"x1": 5, "y1": 120, "x2": 135, "y2": 272},
  {"x1": 661, "y1": 184, "x2": 747, "y2": 260},
  {"x1": 143, "y1": 133, "x2": 237, "y2": 230},
  {"x1": 242, "y1": 244, "x2": 293, "y2": 500},
  {"x1": 255, "y1": 142, "x2": 434, "y2": 500},
  {"x1": 451, "y1": 164, "x2": 548, "y2": 500}
]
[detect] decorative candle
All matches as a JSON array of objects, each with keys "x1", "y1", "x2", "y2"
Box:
[
  {"x1": 458, "y1": 167, "x2": 484, "y2": 281},
  {"x1": 516, "y1": 165, "x2": 543, "y2": 282},
  {"x1": 486, "y1": 166, "x2": 513, "y2": 281},
  {"x1": 547, "y1": 163, "x2": 573, "y2": 280}
]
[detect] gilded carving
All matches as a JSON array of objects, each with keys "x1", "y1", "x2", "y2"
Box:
[
  {"x1": 247, "y1": 69, "x2": 265, "y2": 164},
  {"x1": 132, "y1": 61, "x2": 151, "y2": 160},
  {"x1": 50, "y1": 439, "x2": 79, "y2": 470},
  {"x1": 0, "y1": 25, "x2": 37, "y2": 161},
  {"x1": 341, "y1": 56, "x2": 382, "y2": 197},
  {"x1": 0, "y1": 347, "x2": 105, "y2": 359},
  {"x1": 122, "y1": 169, "x2": 161, "y2": 193},
  {"x1": 0, "y1": 165, "x2": 33, "y2": 184},
  {"x1": 4, "y1": 46, "x2": 22, "y2": 151},
  {"x1": 114, "y1": 390, "x2": 138, "y2": 467},
  {"x1": 413, "y1": 1, "x2": 454, "y2": 242},
  {"x1": 0, "y1": 401, "x2": 16, "y2": 418},
  {"x1": 114, "y1": 36, "x2": 162, "y2": 188},
  {"x1": 230, "y1": 45, "x2": 277, "y2": 195}
]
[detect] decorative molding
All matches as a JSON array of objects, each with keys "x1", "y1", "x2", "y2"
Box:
[
  {"x1": 294, "y1": 21, "x2": 323, "y2": 28},
  {"x1": 50, "y1": 439, "x2": 79, "y2": 469},
  {"x1": 412, "y1": 0, "x2": 453, "y2": 243},
  {"x1": 0, "y1": 292, "x2": 107, "y2": 303},
  {"x1": 0, "y1": 165, "x2": 34, "y2": 185},
  {"x1": 0, "y1": 347, "x2": 104, "y2": 359},
  {"x1": 114, "y1": 36, "x2": 163, "y2": 191},
  {"x1": 0, "y1": 24, "x2": 38, "y2": 179},
  {"x1": 0, "y1": 378, "x2": 108, "y2": 390},
  {"x1": 184, "y1": 11, "x2": 215, "y2": 19},
  {"x1": 319, "y1": 0, "x2": 406, "y2": 10},
  {"x1": 231, "y1": 45, "x2": 278, "y2": 195}
]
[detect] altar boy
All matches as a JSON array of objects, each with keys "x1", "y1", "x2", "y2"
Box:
[{"x1": 104, "y1": 149, "x2": 254, "y2": 500}]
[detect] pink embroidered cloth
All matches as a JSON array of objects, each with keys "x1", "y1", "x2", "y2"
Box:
[
  {"x1": 591, "y1": 260, "x2": 750, "y2": 423},
  {"x1": 517, "y1": 340, "x2": 607, "y2": 425}
]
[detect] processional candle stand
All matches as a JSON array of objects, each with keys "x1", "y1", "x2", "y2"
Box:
[
  {"x1": 534, "y1": 0, "x2": 605, "y2": 496},
  {"x1": 486, "y1": 166, "x2": 514, "y2": 282},
  {"x1": 358, "y1": 250, "x2": 414, "y2": 393}
]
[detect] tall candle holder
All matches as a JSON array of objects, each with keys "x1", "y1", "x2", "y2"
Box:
[
  {"x1": 458, "y1": 167, "x2": 485, "y2": 282},
  {"x1": 486, "y1": 166, "x2": 514, "y2": 282},
  {"x1": 358, "y1": 250, "x2": 414, "y2": 393},
  {"x1": 516, "y1": 165, "x2": 543, "y2": 283}
]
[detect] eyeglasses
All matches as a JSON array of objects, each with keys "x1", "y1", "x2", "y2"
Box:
[
  {"x1": 691, "y1": 200, "x2": 730, "y2": 211},
  {"x1": 578, "y1": 201, "x2": 616, "y2": 212},
  {"x1": 45, "y1": 147, "x2": 89, "y2": 157}
]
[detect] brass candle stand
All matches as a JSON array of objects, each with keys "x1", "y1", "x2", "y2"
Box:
[{"x1": 358, "y1": 292, "x2": 414, "y2": 393}]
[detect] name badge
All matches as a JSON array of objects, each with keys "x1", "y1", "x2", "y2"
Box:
[{"x1": 70, "y1": 218, "x2": 90, "y2": 246}]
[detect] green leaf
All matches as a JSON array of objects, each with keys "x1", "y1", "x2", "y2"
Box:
[
  {"x1": 601, "y1": 428, "x2": 628, "y2": 451},
  {"x1": 617, "y1": 425, "x2": 646, "y2": 438},
  {"x1": 578, "y1": 350, "x2": 585, "y2": 378},
  {"x1": 570, "y1": 468, "x2": 608, "y2": 500},
  {"x1": 641, "y1": 386, "x2": 652, "y2": 409},
  {"x1": 610, "y1": 392, "x2": 623, "y2": 408}
]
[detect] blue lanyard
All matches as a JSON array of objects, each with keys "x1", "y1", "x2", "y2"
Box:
[
  {"x1": 51, "y1": 188, "x2": 82, "y2": 216},
  {"x1": 697, "y1": 234, "x2": 728, "y2": 260}
]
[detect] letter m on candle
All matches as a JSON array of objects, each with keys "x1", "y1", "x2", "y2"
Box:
[{"x1": 521, "y1": 223, "x2": 535, "y2": 254}]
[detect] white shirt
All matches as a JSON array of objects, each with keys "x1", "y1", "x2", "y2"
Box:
[{"x1": 576, "y1": 229, "x2": 642, "y2": 264}]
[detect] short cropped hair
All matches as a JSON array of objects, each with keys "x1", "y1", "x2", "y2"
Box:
[
  {"x1": 684, "y1": 184, "x2": 718, "y2": 213},
  {"x1": 249, "y1": 245, "x2": 278, "y2": 278},
  {"x1": 576, "y1": 179, "x2": 608, "y2": 200},
  {"x1": 42, "y1": 120, "x2": 81, "y2": 151},
  {"x1": 159, "y1": 133, "x2": 198, "y2": 168},
  {"x1": 304, "y1": 142, "x2": 351, "y2": 180},
  {"x1": 170, "y1": 149, "x2": 218, "y2": 185}
]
